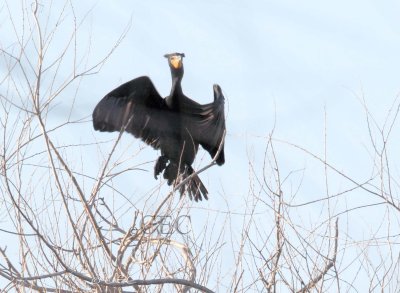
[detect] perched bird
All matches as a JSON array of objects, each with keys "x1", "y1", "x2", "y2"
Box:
[{"x1": 92, "y1": 53, "x2": 225, "y2": 201}]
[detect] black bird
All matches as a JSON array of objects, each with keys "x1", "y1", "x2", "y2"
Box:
[{"x1": 92, "y1": 53, "x2": 225, "y2": 201}]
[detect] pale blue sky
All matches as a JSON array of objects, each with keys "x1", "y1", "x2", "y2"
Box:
[
  {"x1": 77, "y1": 2, "x2": 400, "y2": 289},
  {"x1": 80, "y1": 0, "x2": 400, "y2": 199}
]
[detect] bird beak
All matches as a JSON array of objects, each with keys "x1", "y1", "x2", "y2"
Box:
[{"x1": 170, "y1": 56, "x2": 182, "y2": 69}]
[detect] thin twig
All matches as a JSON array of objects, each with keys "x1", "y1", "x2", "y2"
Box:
[{"x1": 297, "y1": 218, "x2": 339, "y2": 293}]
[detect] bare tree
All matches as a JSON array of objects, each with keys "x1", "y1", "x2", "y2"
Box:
[
  {"x1": 0, "y1": 1, "x2": 215, "y2": 292},
  {"x1": 1, "y1": 1, "x2": 400, "y2": 292}
]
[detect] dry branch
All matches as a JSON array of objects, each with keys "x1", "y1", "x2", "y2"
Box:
[{"x1": 297, "y1": 218, "x2": 339, "y2": 293}]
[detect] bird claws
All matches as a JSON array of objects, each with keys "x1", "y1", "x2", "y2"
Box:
[{"x1": 154, "y1": 156, "x2": 168, "y2": 179}]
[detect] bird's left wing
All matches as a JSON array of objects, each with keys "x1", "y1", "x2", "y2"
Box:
[{"x1": 183, "y1": 84, "x2": 226, "y2": 165}]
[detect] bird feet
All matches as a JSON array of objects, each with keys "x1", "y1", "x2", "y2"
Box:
[
  {"x1": 163, "y1": 163, "x2": 179, "y2": 185},
  {"x1": 154, "y1": 156, "x2": 169, "y2": 179}
]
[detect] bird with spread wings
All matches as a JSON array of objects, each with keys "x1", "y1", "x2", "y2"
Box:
[{"x1": 92, "y1": 53, "x2": 225, "y2": 201}]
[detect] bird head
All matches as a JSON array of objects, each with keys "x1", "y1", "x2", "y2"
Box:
[{"x1": 164, "y1": 53, "x2": 185, "y2": 69}]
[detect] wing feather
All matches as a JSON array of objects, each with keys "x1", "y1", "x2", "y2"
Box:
[
  {"x1": 183, "y1": 84, "x2": 226, "y2": 165},
  {"x1": 93, "y1": 76, "x2": 172, "y2": 149}
]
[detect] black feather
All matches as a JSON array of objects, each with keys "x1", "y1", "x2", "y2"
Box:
[{"x1": 92, "y1": 53, "x2": 226, "y2": 201}]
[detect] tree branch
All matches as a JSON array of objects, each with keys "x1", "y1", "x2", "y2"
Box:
[{"x1": 297, "y1": 218, "x2": 339, "y2": 293}]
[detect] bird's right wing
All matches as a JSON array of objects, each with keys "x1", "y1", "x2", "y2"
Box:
[{"x1": 92, "y1": 76, "x2": 173, "y2": 149}]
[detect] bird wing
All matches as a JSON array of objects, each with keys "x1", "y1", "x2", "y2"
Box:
[
  {"x1": 183, "y1": 84, "x2": 226, "y2": 165},
  {"x1": 92, "y1": 76, "x2": 172, "y2": 149}
]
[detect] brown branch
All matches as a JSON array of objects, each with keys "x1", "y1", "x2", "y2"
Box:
[
  {"x1": 31, "y1": 0, "x2": 110, "y2": 276},
  {"x1": 275, "y1": 138, "x2": 400, "y2": 213},
  {"x1": 0, "y1": 270, "x2": 73, "y2": 293},
  {"x1": 2, "y1": 268, "x2": 214, "y2": 293},
  {"x1": 297, "y1": 218, "x2": 339, "y2": 293}
]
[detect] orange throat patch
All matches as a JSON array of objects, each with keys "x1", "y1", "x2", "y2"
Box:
[{"x1": 170, "y1": 58, "x2": 182, "y2": 69}]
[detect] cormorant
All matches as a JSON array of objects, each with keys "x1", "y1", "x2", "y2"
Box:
[{"x1": 92, "y1": 53, "x2": 225, "y2": 201}]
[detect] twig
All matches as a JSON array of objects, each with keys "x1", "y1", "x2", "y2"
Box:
[{"x1": 297, "y1": 218, "x2": 339, "y2": 293}]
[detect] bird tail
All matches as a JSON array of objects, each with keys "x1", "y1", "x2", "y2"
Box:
[
  {"x1": 182, "y1": 166, "x2": 208, "y2": 201},
  {"x1": 163, "y1": 163, "x2": 208, "y2": 201}
]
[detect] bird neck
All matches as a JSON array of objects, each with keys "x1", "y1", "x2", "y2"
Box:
[
  {"x1": 166, "y1": 69, "x2": 184, "y2": 109},
  {"x1": 170, "y1": 76, "x2": 183, "y2": 96}
]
